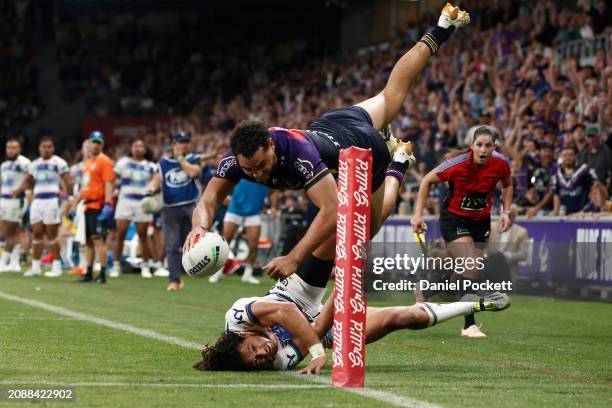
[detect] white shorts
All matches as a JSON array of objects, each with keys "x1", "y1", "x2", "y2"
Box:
[
  {"x1": 30, "y1": 198, "x2": 61, "y2": 225},
  {"x1": 266, "y1": 274, "x2": 326, "y2": 321},
  {"x1": 115, "y1": 197, "x2": 153, "y2": 223},
  {"x1": 224, "y1": 211, "x2": 261, "y2": 227},
  {"x1": 0, "y1": 197, "x2": 25, "y2": 223}
]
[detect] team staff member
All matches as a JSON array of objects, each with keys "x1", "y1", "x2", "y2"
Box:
[
  {"x1": 72, "y1": 131, "x2": 115, "y2": 283},
  {"x1": 0, "y1": 138, "x2": 31, "y2": 272},
  {"x1": 148, "y1": 130, "x2": 202, "y2": 291},
  {"x1": 14, "y1": 137, "x2": 72, "y2": 278},
  {"x1": 411, "y1": 125, "x2": 513, "y2": 339},
  {"x1": 184, "y1": 3, "x2": 470, "y2": 281}
]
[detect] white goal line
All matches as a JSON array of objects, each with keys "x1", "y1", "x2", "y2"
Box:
[{"x1": 0, "y1": 290, "x2": 441, "y2": 408}]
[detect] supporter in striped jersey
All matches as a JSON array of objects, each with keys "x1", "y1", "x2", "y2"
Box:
[
  {"x1": 13, "y1": 137, "x2": 72, "y2": 278},
  {"x1": 111, "y1": 140, "x2": 157, "y2": 278},
  {"x1": 0, "y1": 138, "x2": 31, "y2": 272}
]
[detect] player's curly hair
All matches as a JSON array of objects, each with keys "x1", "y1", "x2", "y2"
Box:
[
  {"x1": 193, "y1": 332, "x2": 253, "y2": 371},
  {"x1": 230, "y1": 120, "x2": 270, "y2": 158}
]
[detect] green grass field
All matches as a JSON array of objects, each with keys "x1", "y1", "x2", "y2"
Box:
[{"x1": 1, "y1": 272, "x2": 610, "y2": 407}]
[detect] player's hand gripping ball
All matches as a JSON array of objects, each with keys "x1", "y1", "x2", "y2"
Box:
[{"x1": 182, "y1": 231, "x2": 229, "y2": 277}]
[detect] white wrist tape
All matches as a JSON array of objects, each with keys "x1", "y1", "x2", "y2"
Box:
[{"x1": 309, "y1": 343, "x2": 325, "y2": 360}]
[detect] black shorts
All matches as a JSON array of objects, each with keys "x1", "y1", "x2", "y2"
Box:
[
  {"x1": 306, "y1": 106, "x2": 390, "y2": 191},
  {"x1": 85, "y1": 209, "x2": 106, "y2": 238},
  {"x1": 439, "y1": 210, "x2": 490, "y2": 247}
]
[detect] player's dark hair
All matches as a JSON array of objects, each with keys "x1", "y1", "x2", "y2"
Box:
[
  {"x1": 6, "y1": 137, "x2": 21, "y2": 146},
  {"x1": 193, "y1": 332, "x2": 253, "y2": 372},
  {"x1": 444, "y1": 125, "x2": 500, "y2": 160},
  {"x1": 230, "y1": 121, "x2": 270, "y2": 158},
  {"x1": 39, "y1": 136, "x2": 54, "y2": 145}
]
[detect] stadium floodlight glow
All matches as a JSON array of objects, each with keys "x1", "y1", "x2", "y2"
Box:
[{"x1": 332, "y1": 147, "x2": 371, "y2": 388}]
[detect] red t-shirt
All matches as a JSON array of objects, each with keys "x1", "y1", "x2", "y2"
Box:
[{"x1": 435, "y1": 150, "x2": 511, "y2": 220}]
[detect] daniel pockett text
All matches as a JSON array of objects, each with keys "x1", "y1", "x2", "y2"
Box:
[{"x1": 367, "y1": 253, "x2": 513, "y2": 294}]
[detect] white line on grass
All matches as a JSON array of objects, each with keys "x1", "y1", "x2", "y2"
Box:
[
  {"x1": 0, "y1": 290, "x2": 441, "y2": 408},
  {"x1": 0, "y1": 381, "x2": 328, "y2": 389}
]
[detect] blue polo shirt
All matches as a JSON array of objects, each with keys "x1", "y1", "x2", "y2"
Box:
[{"x1": 159, "y1": 153, "x2": 201, "y2": 207}]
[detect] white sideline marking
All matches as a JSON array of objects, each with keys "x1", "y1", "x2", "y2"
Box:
[
  {"x1": 0, "y1": 381, "x2": 327, "y2": 389},
  {"x1": 0, "y1": 291, "x2": 441, "y2": 408}
]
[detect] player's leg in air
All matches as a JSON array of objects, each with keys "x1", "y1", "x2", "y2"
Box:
[{"x1": 359, "y1": 3, "x2": 470, "y2": 235}]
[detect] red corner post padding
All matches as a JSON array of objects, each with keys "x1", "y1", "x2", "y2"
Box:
[{"x1": 332, "y1": 147, "x2": 371, "y2": 388}]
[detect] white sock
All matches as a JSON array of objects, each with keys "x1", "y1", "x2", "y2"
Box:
[
  {"x1": 420, "y1": 302, "x2": 476, "y2": 327},
  {"x1": 52, "y1": 259, "x2": 62, "y2": 273},
  {"x1": 243, "y1": 264, "x2": 254, "y2": 278},
  {"x1": 113, "y1": 260, "x2": 120, "y2": 270},
  {"x1": 32, "y1": 259, "x2": 41, "y2": 273},
  {"x1": 79, "y1": 247, "x2": 87, "y2": 269},
  {"x1": 0, "y1": 251, "x2": 9, "y2": 267},
  {"x1": 11, "y1": 245, "x2": 21, "y2": 265},
  {"x1": 141, "y1": 264, "x2": 150, "y2": 273}
]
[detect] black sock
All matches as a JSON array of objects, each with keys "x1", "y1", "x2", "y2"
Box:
[
  {"x1": 99, "y1": 266, "x2": 106, "y2": 278},
  {"x1": 419, "y1": 25, "x2": 455, "y2": 55},
  {"x1": 86, "y1": 265, "x2": 94, "y2": 278},
  {"x1": 464, "y1": 313, "x2": 476, "y2": 329}
]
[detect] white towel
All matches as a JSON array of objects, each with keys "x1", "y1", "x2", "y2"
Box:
[{"x1": 75, "y1": 201, "x2": 87, "y2": 244}]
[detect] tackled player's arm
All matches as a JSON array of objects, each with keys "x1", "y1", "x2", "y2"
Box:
[
  {"x1": 287, "y1": 173, "x2": 338, "y2": 264},
  {"x1": 250, "y1": 301, "x2": 327, "y2": 374}
]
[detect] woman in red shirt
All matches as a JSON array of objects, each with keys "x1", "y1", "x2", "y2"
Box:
[{"x1": 412, "y1": 125, "x2": 513, "y2": 338}]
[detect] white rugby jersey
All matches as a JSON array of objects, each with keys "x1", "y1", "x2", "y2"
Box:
[
  {"x1": 1, "y1": 155, "x2": 31, "y2": 197},
  {"x1": 29, "y1": 155, "x2": 69, "y2": 198},
  {"x1": 70, "y1": 162, "x2": 85, "y2": 194},
  {"x1": 225, "y1": 296, "x2": 304, "y2": 371},
  {"x1": 115, "y1": 157, "x2": 157, "y2": 201}
]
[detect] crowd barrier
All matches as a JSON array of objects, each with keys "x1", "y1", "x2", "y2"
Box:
[{"x1": 374, "y1": 216, "x2": 612, "y2": 301}]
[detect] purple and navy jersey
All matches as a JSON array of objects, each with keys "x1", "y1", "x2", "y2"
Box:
[
  {"x1": 215, "y1": 128, "x2": 330, "y2": 190},
  {"x1": 552, "y1": 164, "x2": 596, "y2": 215}
]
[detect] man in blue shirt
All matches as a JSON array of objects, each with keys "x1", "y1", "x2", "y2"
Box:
[
  {"x1": 149, "y1": 131, "x2": 202, "y2": 291},
  {"x1": 208, "y1": 179, "x2": 272, "y2": 285}
]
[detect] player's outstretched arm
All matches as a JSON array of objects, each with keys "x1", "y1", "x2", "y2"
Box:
[
  {"x1": 263, "y1": 174, "x2": 337, "y2": 280},
  {"x1": 357, "y1": 3, "x2": 470, "y2": 131},
  {"x1": 250, "y1": 301, "x2": 327, "y2": 374},
  {"x1": 183, "y1": 177, "x2": 234, "y2": 251}
]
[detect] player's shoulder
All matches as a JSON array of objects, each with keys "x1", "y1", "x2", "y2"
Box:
[
  {"x1": 216, "y1": 153, "x2": 239, "y2": 178},
  {"x1": 99, "y1": 153, "x2": 114, "y2": 165},
  {"x1": 436, "y1": 152, "x2": 470, "y2": 172},
  {"x1": 51, "y1": 155, "x2": 69, "y2": 167},
  {"x1": 491, "y1": 151, "x2": 511, "y2": 167},
  {"x1": 115, "y1": 156, "x2": 128, "y2": 168},
  {"x1": 17, "y1": 155, "x2": 31, "y2": 165},
  {"x1": 225, "y1": 296, "x2": 262, "y2": 333},
  {"x1": 269, "y1": 127, "x2": 308, "y2": 140}
]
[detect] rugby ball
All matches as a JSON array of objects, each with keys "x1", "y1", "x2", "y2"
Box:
[
  {"x1": 182, "y1": 232, "x2": 229, "y2": 277},
  {"x1": 140, "y1": 193, "x2": 163, "y2": 214}
]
